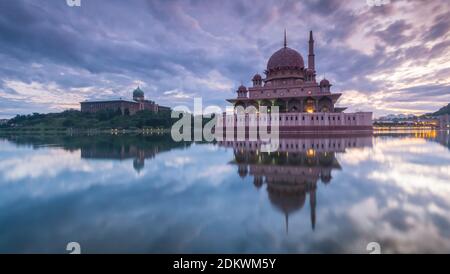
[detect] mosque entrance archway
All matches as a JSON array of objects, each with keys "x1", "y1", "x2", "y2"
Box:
[
  {"x1": 288, "y1": 98, "x2": 302, "y2": 112},
  {"x1": 304, "y1": 98, "x2": 316, "y2": 113},
  {"x1": 318, "y1": 97, "x2": 333, "y2": 113}
]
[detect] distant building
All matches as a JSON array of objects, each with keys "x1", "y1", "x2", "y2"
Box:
[
  {"x1": 80, "y1": 87, "x2": 169, "y2": 115},
  {"x1": 376, "y1": 114, "x2": 417, "y2": 122},
  {"x1": 0, "y1": 119, "x2": 9, "y2": 125},
  {"x1": 439, "y1": 114, "x2": 450, "y2": 129}
]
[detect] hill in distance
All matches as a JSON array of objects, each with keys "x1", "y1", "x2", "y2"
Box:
[{"x1": 432, "y1": 103, "x2": 450, "y2": 116}]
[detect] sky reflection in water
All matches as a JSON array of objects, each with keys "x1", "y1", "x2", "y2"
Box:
[{"x1": 0, "y1": 131, "x2": 449, "y2": 254}]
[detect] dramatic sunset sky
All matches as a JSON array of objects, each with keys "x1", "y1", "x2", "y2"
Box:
[{"x1": 0, "y1": 0, "x2": 449, "y2": 118}]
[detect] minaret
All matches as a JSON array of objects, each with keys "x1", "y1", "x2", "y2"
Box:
[
  {"x1": 310, "y1": 186, "x2": 316, "y2": 231},
  {"x1": 284, "y1": 29, "x2": 287, "y2": 48},
  {"x1": 308, "y1": 30, "x2": 315, "y2": 71},
  {"x1": 285, "y1": 213, "x2": 289, "y2": 234}
]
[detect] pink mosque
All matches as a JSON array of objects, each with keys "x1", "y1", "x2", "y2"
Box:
[{"x1": 226, "y1": 31, "x2": 373, "y2": 132}]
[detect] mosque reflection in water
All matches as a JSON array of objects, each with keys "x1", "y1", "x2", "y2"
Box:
[
  {"x1": 2, "y1": 130, "x2": 450, "y2": 253},
  {"x1": 220, "y1": 135, "x2": 373, "y2": 232}
]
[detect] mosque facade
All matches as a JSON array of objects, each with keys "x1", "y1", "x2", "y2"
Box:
[{"x1": 226, "y1": 31, "x2": 372, "y2": 131}]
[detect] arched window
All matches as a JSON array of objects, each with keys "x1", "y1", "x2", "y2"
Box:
[{"x1": 305, "y1": 99, "x2": 315, "y2": 113}]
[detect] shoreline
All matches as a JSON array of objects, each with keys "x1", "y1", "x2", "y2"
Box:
[{"x1": 0, "y1": 127, "x2": 172, "y2": 135}]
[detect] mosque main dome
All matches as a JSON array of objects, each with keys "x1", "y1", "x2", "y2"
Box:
[{"x1": 267, "y1": 47, "x2": 305, "y2": 71}]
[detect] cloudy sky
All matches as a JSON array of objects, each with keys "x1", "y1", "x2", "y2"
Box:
[{"x1": 0, "y1": 0, "x2": 449, "y2": 118}]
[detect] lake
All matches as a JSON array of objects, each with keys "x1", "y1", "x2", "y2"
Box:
[{"x1": 0, "y1": 130, "x2": 449, "y2": 254}]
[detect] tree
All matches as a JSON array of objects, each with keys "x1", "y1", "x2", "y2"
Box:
[{"x1": 62, "y1": 119, "x2": 75, "y2": 127}]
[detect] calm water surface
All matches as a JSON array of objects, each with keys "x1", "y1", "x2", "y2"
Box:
[{"x1": 0, "y1": 131, "x2": 449, "y2": 253}]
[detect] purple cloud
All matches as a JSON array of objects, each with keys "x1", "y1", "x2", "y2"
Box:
[{"x1": 0, "y1": 0, "x2": 450, "y2": 118}]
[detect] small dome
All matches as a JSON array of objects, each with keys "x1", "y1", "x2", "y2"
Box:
[
  {"x1": 252, "y1": 73, "x2": 262, "y2": 81},
  {"x1": 254, "y1": 176, "x2": 263, "y2": 188},
  {"x1": 133, "y1": 86, "x2": 144, "y2": 97},
  {"x1": 237, "y1": 85, "x2": 247, "y2": 92},
  {"x1": 267, "y1": 184, "x2": 306, "y2": 215},
  {"x1": 320, "y1": 78, "x2": 330, "y2": 87},
  {"x1": 267, "y1": 47, "x2": 305, "y2": 71},
  {"x1": 238, "y1": 165, "x2": 248, "y2": 178}
]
